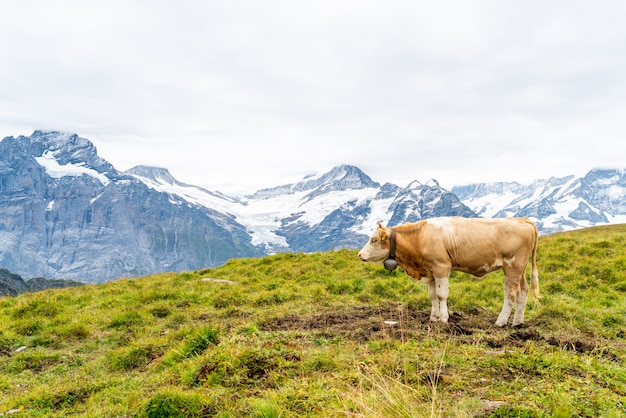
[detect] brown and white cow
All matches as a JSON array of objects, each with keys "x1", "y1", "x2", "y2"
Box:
[{"x1": 358, "y1": 217, "x2": 539, "y2": 327}]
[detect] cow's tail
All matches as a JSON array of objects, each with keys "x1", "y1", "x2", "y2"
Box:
[{"x1": 529, "y1": 219, "x2": 540, "y2": 303}]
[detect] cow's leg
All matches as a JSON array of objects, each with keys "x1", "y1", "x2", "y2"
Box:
[
  {"x1": 424, "y1": 272, "x2": 450, "y2": 323},
  {"x1": 512, "y1": 271, "x2": 529, "y2": 326},
  {"x1": 495, "y1": 284, "x2": 515, "y2": 327},
  {"x1": 496, "y1": 270, "x2": 521, "y2": 327},
  {"x1": 423, "y1": 278, "x2": 441, "y2": 322},
  {"x1": 434, "y1": 276, "x2": 450, "y2": 323}
]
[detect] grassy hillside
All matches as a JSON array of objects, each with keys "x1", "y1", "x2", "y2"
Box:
[{"x1": 0, "y1": 225, "x2": 625, "y2": 417}]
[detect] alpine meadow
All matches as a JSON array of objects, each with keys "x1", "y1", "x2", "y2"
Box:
[{"x1": 0, "y1": 225, "x2": 625, "y2": 417}]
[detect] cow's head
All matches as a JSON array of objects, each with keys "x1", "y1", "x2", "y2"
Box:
[{"x1": 358, "y1": 222, "x2": 392, "y2": 262}]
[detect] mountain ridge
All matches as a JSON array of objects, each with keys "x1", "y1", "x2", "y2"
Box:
[
  {"x1": 2, "y1": 130, "x2": 625, "y2": 282},
  {"x1": 0, "y1": 268, "x2": 83, "y2": 296},
  {"x1": 0, "y1": 131, "x2": 262, "y2": 282},
  {"x1": 452, "y1": 168, "x2": 626, "y2": 234}
]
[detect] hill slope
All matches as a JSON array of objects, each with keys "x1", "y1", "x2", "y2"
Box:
[{"x1": 1, "y1": 218, "x2": 625, "y2": 417}]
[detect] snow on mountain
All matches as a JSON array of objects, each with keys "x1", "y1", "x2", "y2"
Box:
[
  {"x1": 30, "y1": 130, "x2": 116, "y2": 174},
  {"x1": 452, "y1": 182, "x2": 526, "y2": 218},
  {"x1": 5, "y1": 129, "x2": 626, "y2": 282},
  {"x1": 453, "y1": 170, "x2": 626, "y2": 234},
  {"x1": 35, "y1": 150, "x2": 111, "y2": 186},
  {"x1": 125, "y1": 165, "x2": 240, "y2": 214},
  {"x1": 125, "y1": 165, "x2": 294, "y2": 250},
  {"x1": 128, "y1": 164, "x2": 391, "y2": 252},
  {"x1": 248, "y1": 165, "x2": 379, "y2": 199},
  {"x1": 0, "y1": 131, "x2": 261, "y2": 282},
  {"x1": 127, "y1": 163, "x2": 474, "y2": 253}
]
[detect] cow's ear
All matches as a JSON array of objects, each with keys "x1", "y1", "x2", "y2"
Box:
[
  {"x1": 381, "y1": 235, "x2": 387, "y2": 241},
  {"x1": 377, "y1": 221, "x2": 384, "y2": 229}
]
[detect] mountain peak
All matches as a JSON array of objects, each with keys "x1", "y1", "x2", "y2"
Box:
[
  {"x1": 23, "y1": 130, "x2": 115, "y2": 175},
  {"x1": 126, "y1": 165, "x2": 180, "y2": 185},
  {"x1": 311, "y1": 165, "x2": 380, "y2": 190},
  {"x1": 30, "y1": 130, "x2": 96, "y2": 159},
  {"x1": 249, "y1": 164, "x2": 380, "y2": 199},
  {"x1": 0, "y1": 131, "x2": 119, "y2": 186},
  {"x1": 404, "y1": 180, "x2": 423, "y2": 191}
]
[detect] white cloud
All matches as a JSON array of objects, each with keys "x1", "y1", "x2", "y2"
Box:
[{"x1": 2, "y1": 1, "x2": 626, "y2": 195}]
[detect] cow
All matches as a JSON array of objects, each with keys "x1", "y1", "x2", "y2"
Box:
[{"x1": 358, "y1": 217, "x2": 539, "y2": 327}]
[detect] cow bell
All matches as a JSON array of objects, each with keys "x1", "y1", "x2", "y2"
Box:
[{"x1": 383, "y1": 257, "x2": 398, "y2": 271}]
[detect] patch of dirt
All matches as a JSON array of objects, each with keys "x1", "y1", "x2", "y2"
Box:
[
  {"x1": 261, "y1": 304, "x2": 498, "y2": 343},
  {"x1": 260, "y1": 303, "x2": 623, "y2": 361},
  {"x1": 544, "y1": 335, "x2": 621, "y2": 361},
  {"x1": 508, "y1": 328, "x2": 542, "y2": 342},
  {"x1": 261, "y1": 306, "x2": 390, "y2": 342}
]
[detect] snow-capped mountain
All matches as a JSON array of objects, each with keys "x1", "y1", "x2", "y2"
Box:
[
  {"x1": 452, "y1": 170, "x2": 626, "y2": 234},
  {"x1": 129, "y1": 164, "x2": 476, "y2": 254},
  {"x1": 0, "y1": 131, "x2": 262, "y2": 282},
  {"x1": 0, "y1": 131, "x2": 475, "y2": 281},
  {"x1": 2, "y1": 130, "x2": 625, "y2": 282}
]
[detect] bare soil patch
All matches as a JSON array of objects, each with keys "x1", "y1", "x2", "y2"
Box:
[
  {"x1": 261, "y1": 304, "x2": 495, "y2": 342},
  {"x1": 261, "y1": 304, "x2": 621, "y2": 360}
]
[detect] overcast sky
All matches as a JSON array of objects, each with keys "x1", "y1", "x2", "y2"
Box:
[{"x1": 2, "y1": 1, "x2": 626, "y2": 195}]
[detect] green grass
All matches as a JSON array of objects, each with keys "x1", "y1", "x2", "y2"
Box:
[{"x1": 1, "y1": 225, "x2": 625, "y2": 417}]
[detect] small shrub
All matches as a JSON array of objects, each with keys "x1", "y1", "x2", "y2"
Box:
[
  {"x1": 12, "y1": 300, "x2": 60, "y2": 318},
  {"x1": 602, "y1": 314, "x2": 624, "y2": 327},
  {"x1": 326, "y1": 281, "x2": 352, "y2": 295},
  {"x1": 107, "y1": 344, "x2": 162, "y2": 371},
  {"x1": 143, "y1": 291, "x2": 178, "y2": 303},
  {"x1": 150, "y1": 306, "x2": 172, "y2": 318},
  {"x1": 164, "y1": 327, "x2": 219, "y2": 367},
  {"x1": 305, "y1": 353, "x2": 337, "y2": 372},
  {"x1": 370, "y1": 282, "x2": 395, "y2": 298},
  {"x1": 352, "y1": 277, "x2": 366, "y2": 293},
  {"x1": 333, "y1": 259, "x2": 348, "y2": 269},
  {"x1": 180, "y1": 327, "x2": 219, "y2": 358},
  {"x1": 59, "y1": 323, "x2": 91, "y2": 340},
  {"x1": 108, "y1": 311, "x2": 146, "y2": 329},
  {"x1": 236, "y1": 348, "x2": 285, "y2": 385},
  {"x1": 177, "y1": 272, "x2": 196, "y2": 281},
  {"x1": 0, "y1": 331, "x2": 17, "y2": 356},
  {"x1": 13, "y1": 319, "x2": 43, "y2": 336},
  {"x1": 546, "y1": 282, "x2": 564, "y2": 293},
  {"x1": 31, "y1": 334, "x2": 57, "y2": 348},
  {"x1": 489, "y1": 405, "x2": 538, "y2": 417},
  {"x1": 26, "y1": 386, "x2": 94, "y2": 410},
  {"x1": 166, "y1": 313, "x2": 187, "y2": 329},
  {"x1": 253, "y1": 400, "x2": 281, "y2": 418},
  {"x1": 237, "y1": 323, "x2": 260, "y2": 335},
  {"x1": 188, "y1": 350, "x2": 233, "y2": 387},
  {"x1": 254, "y1": 291, "x2": 297, "y2": 306},
  {"x1": 265, "y1": 281, "x2": 280, "y2": 290},
  {"x1": 213, "y1": 292, "x2": 245, "y2": 308},
  {"x1": 142, "y1": 391, "x2": 205, "y2": 418},
  {"x1": 6, "y1": 351, "x2": 61, "y2": 373}
]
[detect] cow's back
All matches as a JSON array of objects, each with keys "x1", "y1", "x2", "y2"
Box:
[{"x1": 424, "y1": 217, "x2": 537, "y2": 276}]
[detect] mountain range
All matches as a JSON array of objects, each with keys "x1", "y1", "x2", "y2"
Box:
[
  {"x1": 0, "y1": 268, "x2": 82, "y2": 297},
  {"x1": 1, "y1": 130, "x2": 625, "y2": 283}
]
